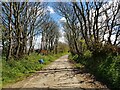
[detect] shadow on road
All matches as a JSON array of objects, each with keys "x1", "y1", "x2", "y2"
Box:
[{"x1": 2, "y1": 87, "x2": 107, "y2": 90}]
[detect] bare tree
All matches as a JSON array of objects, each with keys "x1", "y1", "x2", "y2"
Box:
[
  {"x1": 53, "y1": 1, "x2": 120, "y2": 55},
  {"x1": 1, "y1": 2, "x2": 50, "y2": 59}
]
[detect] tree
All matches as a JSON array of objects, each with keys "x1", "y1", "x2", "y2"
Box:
[
  {"x1": 1, "y1": 2, "x2": 50, "y2": 60},
  {"x1": 53, "y1": 2, "x2": 82, "y2": 55},
  {"x1": 53, "y1": 1, "x2": 120, "y2": 55},
  {"x1": 40, "y1": 17, "x2": 60, "y2": 54}
]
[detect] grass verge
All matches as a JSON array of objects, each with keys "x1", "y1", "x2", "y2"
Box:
[
  {"x1": 2, "y1": 52, "x2": 68, "y2": 87},
  {"x1": 69, "y1": 52, "x2": 120, "y2": 89}
]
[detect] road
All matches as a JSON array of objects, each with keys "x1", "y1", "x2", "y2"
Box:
[{"x1": 3, "y1": 55, "x2": 109, "y2": 90}]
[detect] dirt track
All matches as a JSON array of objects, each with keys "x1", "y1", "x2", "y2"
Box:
[{"x1": 4, "y1": 55, "x2": 109, "y2": 90}]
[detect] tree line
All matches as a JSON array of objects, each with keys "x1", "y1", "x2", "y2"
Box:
[
  {"x1": 53, "y1": 1, "x2": 120, "y2": 56},
  {"x1": 1, "y1": 2, "x2": 60, "y2": 60}
]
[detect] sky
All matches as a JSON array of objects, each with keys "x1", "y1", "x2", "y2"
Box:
[
  {"x1": 34, "y1": 1, "x2": 118, "y2": 49},
  {"x1": 34, "y1": 3, "x2": 66, "y2": 49},
  {"x1": 47, "y1": 4, "x2": 67, "y2": 44},
  {"x1": 1, "y1": 1, "x2": 118, "y2": 49},
  {"x1": 1, "y1": 0, "x2": 74, "y2": 2}
]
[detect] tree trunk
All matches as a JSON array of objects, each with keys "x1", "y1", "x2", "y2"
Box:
[
  {"x1": 16, "y1": 8, "x2": 21, "y2": 57},
  {"x1": 7, "y1": 2, "x2": 12, "y2": 60}
]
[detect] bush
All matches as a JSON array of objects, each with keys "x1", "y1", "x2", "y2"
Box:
[
  {"x1": 68, "y1": 53, "x2": 73, "y2": 60},
  {"x1": 70, "y1": 52, "x2": 120, "y2": 89},
  {"x1": 83, "y1": 50, "x2": 92, "y2": 59},
  {"x1": 72, "y1": 54, "x2": 79, "y2": 60},
  {"x1": 2, "y1": 52, "x2": 67, "y2": 86}
]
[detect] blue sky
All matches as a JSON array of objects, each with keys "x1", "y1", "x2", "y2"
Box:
[
  {"x1": 48, "y1": 2, "x2": 62, "y2": 25},
  {"x1": 28, "y1": 0, "x2": 72, "y2": 2},
  {"x1": 47, "y1": 3, "x2": 66, "y2": 42},
  {"x1": 34, "y1": 3, "x2": 66, "y2": 49},
  {"x1": 47, "y1": 3, "x2": 66, "y2": 33}
]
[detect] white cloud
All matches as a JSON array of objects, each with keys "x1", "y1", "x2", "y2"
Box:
[
  {"x1": 59, "y1": 17, "x2": 66, "y2": 22},
  {"x1": 47, "y1": 6, "x2": 55, "y2": 14},
  {"x1": 104, "y1": 33, "x2": 117, "y2": 45},
  {"x1": 58, "y1": 27, "x2": 66, "y2": 43},
  {"x1": 59, "y1": 37, "x2": 65, "y2": 43},
  {"x1": 33, "y1": 35, "x2": 42, "y2": 49},
  {"x1": 59, "y1": 27, "x2": 65, "y2": 34}
]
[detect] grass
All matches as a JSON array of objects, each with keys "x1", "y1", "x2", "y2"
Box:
[
  {"x1": 69, "y1": 51, "x2": 120, "y2": 89},
  {"x1": 0, "y1": 56, "x2": 2, "y2": 89},
  {"x1": 2, "y1": 52, "x2": 68, "y2": 87}
]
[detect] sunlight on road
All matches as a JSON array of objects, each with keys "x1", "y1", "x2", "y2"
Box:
[{"x1": 3, "y1": 55, "x2": 109, "y2": 90}]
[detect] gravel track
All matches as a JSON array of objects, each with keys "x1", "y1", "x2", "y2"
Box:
[{"x1": 3, "y1": 55, "x2": 109, "y2": 90}]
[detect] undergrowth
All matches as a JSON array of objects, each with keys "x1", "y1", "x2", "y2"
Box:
[
  {"x1": 2, "y1": 52, "x2": 67, "y2": 86},
  {"x1": 69, "y1": 51, "x2": 120, "y2": 89}
]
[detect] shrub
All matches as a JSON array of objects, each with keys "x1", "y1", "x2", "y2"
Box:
[
  {"x1": 70, "y1": 52, "x2": 120, "y2": 89},
  {"x1": 2, "y1": 52, "x2": 67, "y2": 86},
  {"x1": 83, "y1": 50, "x2": 92, "y2": 59}
]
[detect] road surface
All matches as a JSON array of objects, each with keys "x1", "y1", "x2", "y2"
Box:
[{"x1": 3, "y1": 55, "x2": 109, "y2": 90}]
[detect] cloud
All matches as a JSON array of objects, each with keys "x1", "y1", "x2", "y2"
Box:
[
  {"x1": 59, "y1": 17, "x2": 66, "y2": 22},
  {"x1": 58, "y1": 27, "x2": 66, "y2": 43},
  {"x1": 47, "y1": 6, "x2": 55, "y2": 14},
  {"x1": 104, "y1": 33, "x2": 117, "y2": 45},
  {"x1": 59, "y1": 36, "x2": 65, "y2": 43},
  {"x1": 33, "y1": 35, "x2": 42, "y2": 49}
]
